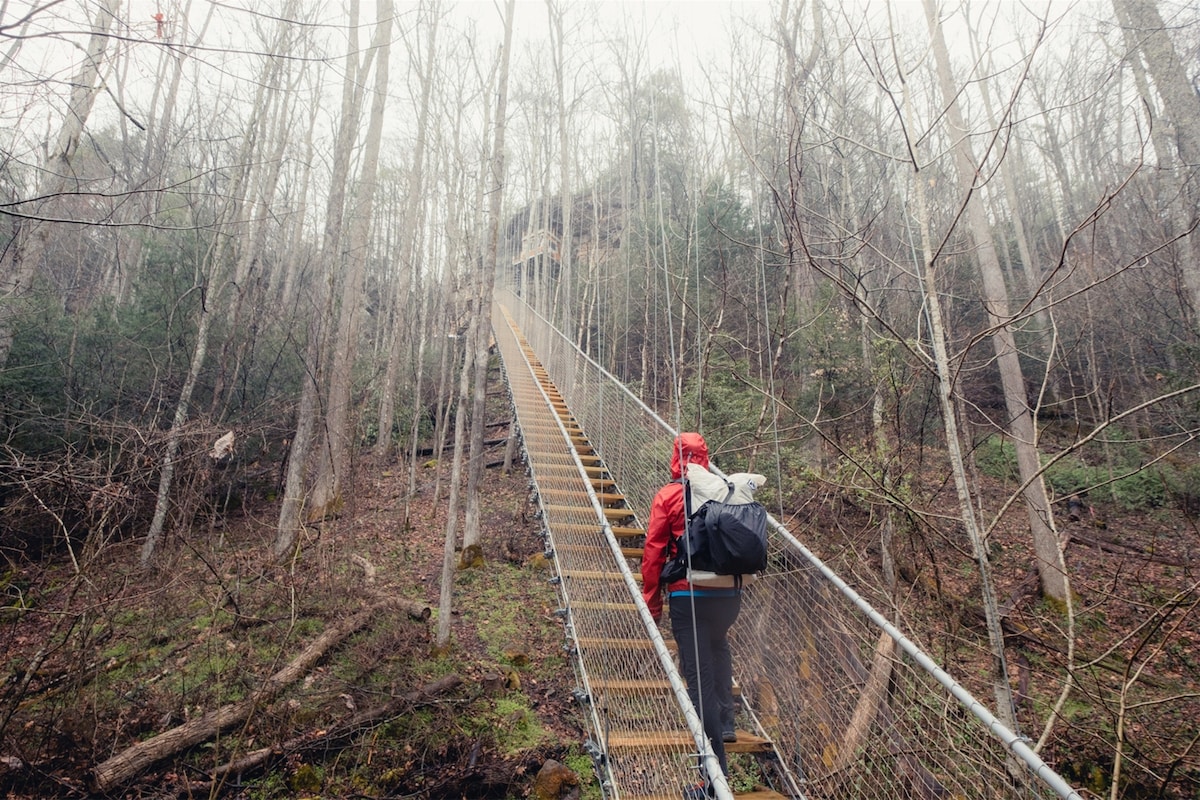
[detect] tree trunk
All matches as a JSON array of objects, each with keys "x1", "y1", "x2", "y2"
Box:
[
  {"x1": 431, "y1": 95, "x2": 480, "y2": 512},
  {"x1": 969, "y1": 45, "x2": 1056, "y2": 389},
  {"x1": 901, "y1": 51, "x2": 1020, "y2": 737},
  {"x1": 548, "y1": 0, "x2": 573, "y2": 335},
  {"x1": 140, "y1": 282, "x2": 213, "y2": 566},
  {"x1": 924, "y1": 0, "x2": 1068, "y2": 605},
  {"x1": 274, "y1": 329, "x2": 323, "y2": 559},
  {"x1": 429, "y1": 283, "x2": 458, "y2": 510},
  {"x1": 462, "y1": 0, "x2": 517, "y2": 554},
  {"x1": 436, "y1": 307, "x2": 476, "y2": 647},
  {"x1": 91, "y1": 597, "x2": 410, "y2": 792},
  {"x1": 0, "y1": 0, "x2": 120, "y2": 367},
  {"x1": 277, "y1": 91, "x2": 321, "y2": 311},
  {"x1": 140, "y1": 14, "x2": 290, "y2": 564},
  {"x1": 376, "y1": 4, "x2": 440, "y2": 460},
  {"x1": 210, "y1": 20, "x2": 299, "y2": 417},
  {"x1": 308, "y1": 0, "x2": 392, "y2": 518},
  {"x1": 305, "y1": 0, "x2": 368, "y2": 519},
  {"x1": 1113, "y1": 0, "x2": 1200, "y2": 326}
]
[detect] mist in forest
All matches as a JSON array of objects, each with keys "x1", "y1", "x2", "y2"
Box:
[{"x1": 1, "y1": 0, "x2": 1199, "y2": 796}]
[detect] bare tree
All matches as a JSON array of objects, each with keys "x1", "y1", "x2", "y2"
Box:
[
  {"x1": 461, "y1": 0, "x2": 517, "y2": 557},
  {"x1": 439, "y1": 0, "x2": 517, "y2": 645},
  {"x1": 307, "y1": 0, "x2": 394, "y2": 519},
  {"x1": 376, "y1": 2, "x2": 441, "y2": 462},
  {"x1": 547, "y1": 0, "x2": 573, "y2": 335},
  {"x1": 898, "y1": 53, "x2": 1021, "y2": 737},
  {"x1": 1113, "y1": 0, "x2": 1200, "y2": 326},
  {"x1": 922, "y1": 0, "x2": 1068, "y2": 604},
  {"x1": 0, "y1": 0, "x2": 121, "y2": 367}
]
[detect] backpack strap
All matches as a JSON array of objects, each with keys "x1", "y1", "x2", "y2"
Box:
[{"x1": 668, "y1": 477, "x2": 693, "y2": 561}]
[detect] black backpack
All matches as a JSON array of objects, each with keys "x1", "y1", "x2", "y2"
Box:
[{"x1": 660, "y1": 478, "x2": 768, "y2": 585}]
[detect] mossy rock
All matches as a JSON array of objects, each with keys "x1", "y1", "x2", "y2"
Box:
[
  {"x1": 289, "y1": 763, "x2": 323, "y2": 792},
  {"x1": 532, "y1": 759, "x2": 579, "y2": 800},
  {"x1": 459, "y1": 544, "x2": 485, "y2": 569}
]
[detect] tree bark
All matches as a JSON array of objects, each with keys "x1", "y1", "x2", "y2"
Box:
[
  {"x1": 306, "y1": 0, "x2": 374, "y2": 519},
  {"x1": 0, "y1": 0, "x2": 120, "y2": 367},
  {"x1": 462, "y1": 0, "x2": 517, "y2": 554},
  {"x1": 923, "y1": 0, "x2": 1068, "y2": 605},
  {"x1": 201, "y1": 674, "x2": 461, "y2": 784},
  {"x1": 1113, "y1": 0, "x2": 1200, "y2": 326}
]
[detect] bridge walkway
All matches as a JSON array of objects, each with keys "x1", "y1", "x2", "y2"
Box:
[{"x1": 493, "y1": 290, "x2": 1081, "y2": 800}]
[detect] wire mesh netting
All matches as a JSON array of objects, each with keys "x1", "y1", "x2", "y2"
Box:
[
  {"x1": 493, "y1": 289, "x2": 1082, "y2": 800},
  {"x1": 493, "y1": 300, "x2": 727, "y2": 800}
]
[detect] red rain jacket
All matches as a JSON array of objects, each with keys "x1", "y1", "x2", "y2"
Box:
[{"x1": 640, "y1": 432, "x2": 709, "y2": 620}]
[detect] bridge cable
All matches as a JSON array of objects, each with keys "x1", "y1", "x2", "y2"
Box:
[{"x1": 648, "y1": 102, "x2": 731, "y2": 795}]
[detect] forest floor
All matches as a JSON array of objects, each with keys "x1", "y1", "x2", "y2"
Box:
[
  {"x1": 2, "y1": 416, "x2": 1199, "y2": 798},
  {"x1": 0, "y1": 425, "x2": 595, "y2": 799},
  {"x1": 822, "y1": 469, "x2": 1200, "y2": 799}
]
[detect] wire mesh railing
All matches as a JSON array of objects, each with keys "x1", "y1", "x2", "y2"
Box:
[
  {"x1": 493, "y1": 300, "x2": 735, "y2": 800},
  {"x1": 494, "y1": 288, "x2": 1083, "y2": 800}
]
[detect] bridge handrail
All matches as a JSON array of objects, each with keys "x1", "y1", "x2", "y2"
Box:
[
  {"x1": 493, "y1": 300, "x2": 734, "y2": 799},
  {"x1": 498, "y1": 288, "x2": 1082, "y2": 800}
]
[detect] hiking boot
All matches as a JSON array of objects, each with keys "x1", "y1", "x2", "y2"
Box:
[
  {"x1": 720, "y1": 706, "x2": 737, "y2": 743},
  {"x1": 682, "y1": 782, "x2": 714, "y2": 800}
]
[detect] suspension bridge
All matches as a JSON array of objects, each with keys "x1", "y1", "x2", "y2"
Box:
[{"x1": 492, "y1": 288, "x2": 1082, "y2": 800}]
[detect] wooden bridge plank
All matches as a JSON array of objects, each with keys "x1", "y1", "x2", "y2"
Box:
[
  {"x1": 606, "y1": 730, "x2": 770, "y2": 754},
  {"x1": 535, "y1": 463, "x2": 609, "y2": 473},
  {"x1": 556, "y1": 544, "x2": 643, "y2": 558},
  {"x1": 539, "y1": 488, "x2": 627, "y2": 505},
  {"x1": 569, "y1": 601, "x2": 639, "y2": 612},
  {"x1": 542, "y1": 504, "x2": 635, "y2": 522},
  {"x1": 533, "y1": 477, "x2": 617, "y2": 490},
  {"x1": 553, "y1": 523, "x2": 643, "y2": 537},
  {"x1": 561, "y1": 569, "x2": 642, "y2": 584},
  {"x1": 554, "y1": 544, "x2": 643, "y2": 556}
]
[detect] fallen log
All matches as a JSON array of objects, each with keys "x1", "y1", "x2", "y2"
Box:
[
  {"x1": 1069, "y1": 530, "x2": 1190, "y2": 566},
  {"x1": 205, "y1": 674, "x2": 462, "y2": 783},
  {"x1": 90, "y1": 597, "x2": 410, "y2": 793},
  {"x1": 402, "y1": 600, "x2": 432, "y2": 621},
  {"x1": 833, "y1": 630, "x2": 894, "y2": 772},
  {"x1": 413, "y1": 435, "x2": 509, "y2": 457}
]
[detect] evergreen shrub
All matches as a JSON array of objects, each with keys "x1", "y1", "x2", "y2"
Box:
[{"x1": 975, "y1": 434, "x2": 1181, "y2": 512}]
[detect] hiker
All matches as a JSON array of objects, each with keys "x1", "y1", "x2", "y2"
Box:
[{"x1": 641, "y1": 432, "x2": 740, "y2": 788}]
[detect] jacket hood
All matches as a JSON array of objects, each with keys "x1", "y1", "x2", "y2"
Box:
[{"x1": 670, "y1": 432, "x2": 709, "y2": 479}]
